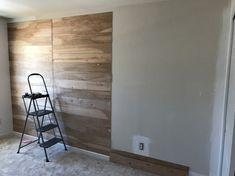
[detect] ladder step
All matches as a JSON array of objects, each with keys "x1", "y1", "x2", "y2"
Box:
[
  {"x1": 37, "y1": 124, "x2": 58, "y2": 132},
  {"x1": 23, "y1": 93, "x2": 49, "y2": 99},
  {"x1": 29, "y1": 110, "x2": 53, "y2": 117},
  {"x1": 40, "y1": 138, "x2": 62, "y2": 148},
  {"x1": 31, "y1": 93, "x2": 49, "y2": 100}
]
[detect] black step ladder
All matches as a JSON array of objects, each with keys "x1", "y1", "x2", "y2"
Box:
[{"x1": 17, "y1": 73, "x2": 67, "y2": 162}]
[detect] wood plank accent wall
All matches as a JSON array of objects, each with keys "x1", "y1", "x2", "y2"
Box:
[
  {"x1": 52, "y1": 13, "x2": 112, "y2": 155},
  {"x1": 8, "y1": 12, "x2": 112, "y2": 155},
  {"x1": 8, "y1": 20, "x2": 53, "y2": 136}
]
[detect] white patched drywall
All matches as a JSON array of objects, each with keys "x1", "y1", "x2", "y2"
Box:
[
  {"x1": 112, "y1": 0, "x2": 230, "y2": 175},
  {"x1": 0, "y1": 18, "x2": 13, "y2": 136}
]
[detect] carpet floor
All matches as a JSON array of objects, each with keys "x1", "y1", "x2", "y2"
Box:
[{"x1": 0, "y1": 134, "x2": 156, "y2": 176}]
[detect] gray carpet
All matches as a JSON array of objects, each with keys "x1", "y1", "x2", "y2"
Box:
[{"x1": 0, "y1": 134, "x2": 156, "y2": 176}]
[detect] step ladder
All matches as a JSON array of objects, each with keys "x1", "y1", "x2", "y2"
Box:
[{"x1": 17, "y1": 73, "x2": 67, "y2": 162}]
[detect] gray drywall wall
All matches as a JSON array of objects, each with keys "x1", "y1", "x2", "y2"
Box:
[
  {"x1": 112, "y1": 0, "x2": 230, "y2": 175},
  {"x1": 0, "y1": 18, "x2": 13, "y2": 136}
]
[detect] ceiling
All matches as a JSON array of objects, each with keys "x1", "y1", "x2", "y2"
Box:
[{"x1": 0, "y1": 0, "x2": 162, "y2": 20}]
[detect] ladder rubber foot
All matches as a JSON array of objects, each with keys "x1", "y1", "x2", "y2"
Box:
[
  {"x1": 17, "y1": 151, "x2": 20, "y2": 154},
  {"x1": 46, "y1": 159, "x2": 49, "y2": 162},
  {"x1": 65, "y1": 148, "x2": 68, "y2": 151}
]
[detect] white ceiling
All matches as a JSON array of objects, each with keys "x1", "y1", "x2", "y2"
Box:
[{"x1": 0, "y1": 0, "x2": 162, "y2": 20}]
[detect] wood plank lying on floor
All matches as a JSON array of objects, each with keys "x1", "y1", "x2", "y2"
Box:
[{"x1": 110, "y1": 149, "x2": 189, "y2": 176}]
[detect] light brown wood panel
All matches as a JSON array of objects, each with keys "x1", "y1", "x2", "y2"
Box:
[
  {"x1": 9, "y1": 53, "x2": 52, "y2": 62},
  {"x1": 9, "y1": 12, "x2": 112, "y2": 156},
  {"x1": 54, "y1": 53, "x2": 111, "y2": 63},
  {"x1": 55, "y1": 88, "x2": 111, "y2": 100},
  {"x1": 53, "y1": 33, "x2": 112, "y2": 46},
  {"x1": 8, "y1": 20, "x2": 53, "y2": 138},
  {"x1": 53, "y1": 12, "x2": 112, "y2": 155},
  {"x1": 54, "y1": 62, "x2": 111, "y2": 73},
  {"x1": 53, "y1": 13, "x2": 112, "y2": 64},
  {"x1": 52, "y1": 13, "x2": 112, "y2": 34},
  {"x1": 13, "y1": 118, "x2": 38, "y2": 137}
]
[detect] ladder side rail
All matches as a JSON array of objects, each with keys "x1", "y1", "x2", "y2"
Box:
[
  {"x1": 35, "y1": 98, "x2": 44, "y2": 132},
  {"x1": 44, "y1": 97, "x2": 48, "y2": 110},
  {"x1": 48, "y1": 114, "x2": 57, "y2": 137},
  {"x1": 22, "y1": 96, "x2": 28, "y2": 112},
  {"x1": 17, "y1": 98, "x2": 33, "y2": 153},
  {"x1": 44, "y1": 97, "x2": 56, "y2": 136},
  {"x1": 32, "y1": 116, "x2": 40, "y2": 143},
  {"x1": 32, "y1": 98, "x2": 50, "y2": 162},
  {"x1": 47, "y1": 96, "x2": 67, "y2": 151},
  {"x1": 40, "y1": 97, "x2": 48, "y2": 132},
  {"x1": 35, "y1": 99, "x2": 40, "y2": 111},
  {"x1": 41, "y1": 116, "x2": 45, "y2": 128}
]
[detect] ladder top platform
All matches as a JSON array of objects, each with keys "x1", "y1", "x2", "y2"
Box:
[{"x1": 22, "y1": 93, "x2": 49, "y2": 100}]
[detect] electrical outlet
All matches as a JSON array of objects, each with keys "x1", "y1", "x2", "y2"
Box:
[
  {"x1": 133, "y1": 135, "x2": 150, "y2": 156},
  {"x1": 139, "y1": 143, "x2": 144, "y2": 151}
]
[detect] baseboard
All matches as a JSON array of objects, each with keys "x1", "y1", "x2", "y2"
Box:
[
  {"x1": 110, "y1": 149, "x2": 189, "y2": 176},
  {"x1": 12, "y1": 131, "x2": 110, "y2": 161},
  {"x1": 11, "y1": 132, "x2": 190, "y2": 176},
  {"x1": 67, "y1": 144, "x2": 110, "y2": 161}
]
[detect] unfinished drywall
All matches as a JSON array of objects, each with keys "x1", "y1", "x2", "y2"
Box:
[
  {"x1": 112, "y1": 0, "x2": 230, "y2": 175},
  {"x1": 0, "y1": 18, "x2": 12, "y2": 136}
]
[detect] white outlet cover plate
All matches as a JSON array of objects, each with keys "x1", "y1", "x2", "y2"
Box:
[{"x1": 132, "y1": 135, "x2": 150, "y2": 156}]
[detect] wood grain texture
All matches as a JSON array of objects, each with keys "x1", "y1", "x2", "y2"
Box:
[
  {"x1": 110, "y1": 150, "x2": 189, "y2": 176},
  {"x1": 9, "y1": 12, "x2": 112, "y2": 155},
  {"x1": 53, "y1": 12, "x2": 112, "y2": 155},
  {"x1": 8, "y1": 20, "x2": 53, "y2": 137}
]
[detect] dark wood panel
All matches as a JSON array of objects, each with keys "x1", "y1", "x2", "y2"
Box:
[{"x1": 110, "y1": 150, "x2": 189, "y2": 176}]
